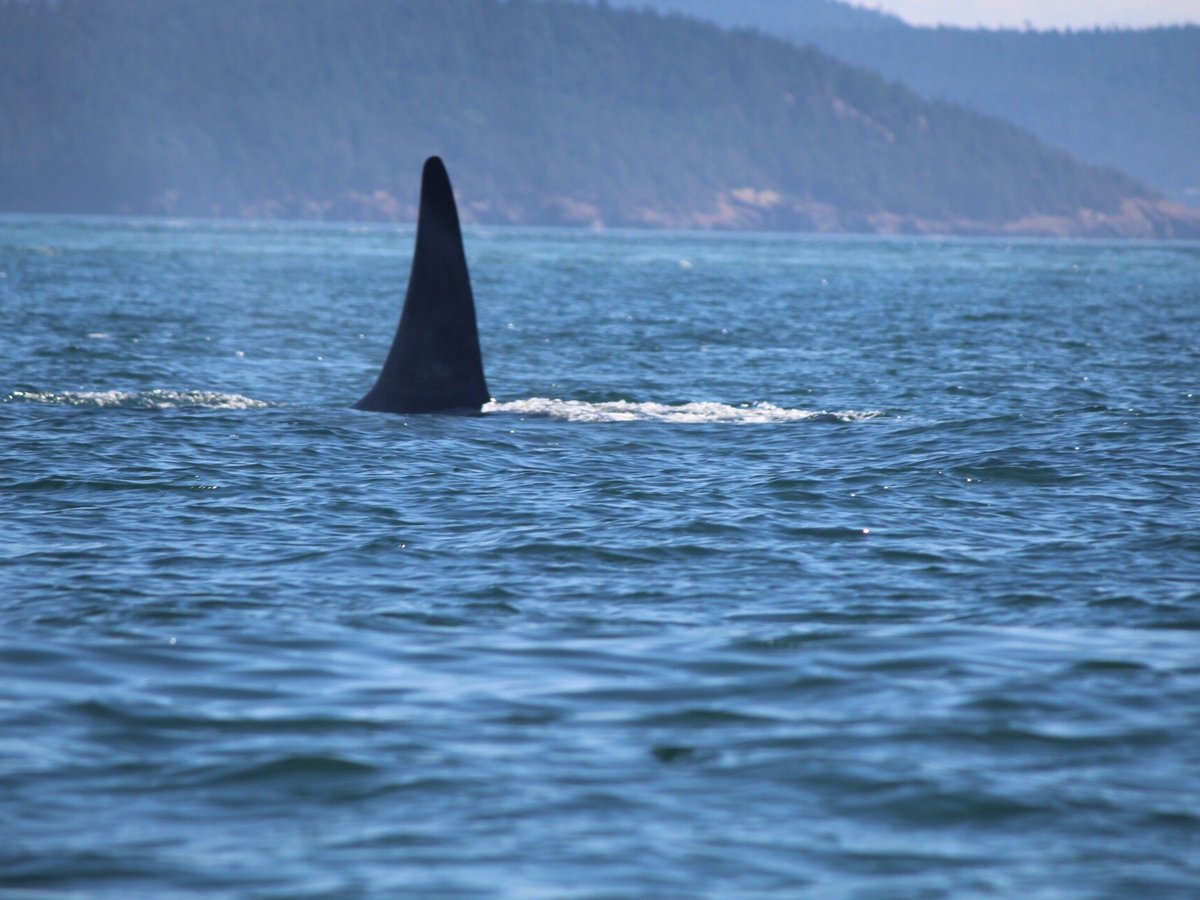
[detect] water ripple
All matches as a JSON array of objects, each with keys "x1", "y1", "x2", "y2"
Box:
[{"x1": 3, "y1": 221, "x2": 1199, "y2": 896}]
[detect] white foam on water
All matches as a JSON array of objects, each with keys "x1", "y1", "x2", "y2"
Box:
[
  {"x1": 4, "y1": 389, "x2": 272, "y2": 410},
  {"x1": 483, "y1": 398, "x2": 882, "y2": 424},
  {"x1": 4, "y1": 391, "x2": 879, "y2": 421}
]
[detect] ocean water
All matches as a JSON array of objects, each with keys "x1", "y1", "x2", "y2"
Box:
[{"x1": 2, "y1": 216, "x2": 1198, "y2": 897}]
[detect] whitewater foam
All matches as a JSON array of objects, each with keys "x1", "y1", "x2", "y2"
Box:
[
  {"x1": 3, "y1": 391, "x2": 879, "y2": 422},
  {"x1": 3, "y1": 389, "x2": 272, "y2": 410},
  {"x1": 483, "y1": 398, "x2": 882, "y2": 424}
]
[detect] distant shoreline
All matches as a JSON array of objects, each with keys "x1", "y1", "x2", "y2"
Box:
[{"x1": 5, "y1": 209, "x2": 1200, "y2": 242}]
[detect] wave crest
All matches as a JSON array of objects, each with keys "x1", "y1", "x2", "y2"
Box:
[{"x1": 483, "y1": 398, "x2": 881, "y2": 424}]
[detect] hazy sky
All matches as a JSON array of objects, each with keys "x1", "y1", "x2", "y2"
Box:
[{"x1": 857, "y1": 0, "x2": 1200, "y2": 30}]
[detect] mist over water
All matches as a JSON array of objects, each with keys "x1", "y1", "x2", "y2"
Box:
[{"x1": 2, "y1": 217, "x2": 1199, "y2": 896}]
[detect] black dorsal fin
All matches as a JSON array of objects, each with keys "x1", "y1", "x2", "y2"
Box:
[{"x1": 354, "y1": 157, "x2": 490, "y2": 414}]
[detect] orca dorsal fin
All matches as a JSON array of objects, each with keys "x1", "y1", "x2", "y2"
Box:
[{"x1": 354, "y1": 156, "x2": 490, "y2": 414}]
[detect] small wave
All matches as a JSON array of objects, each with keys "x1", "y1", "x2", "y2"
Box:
[
  {"x1": 3, "y1": 389, "x2": 272, "y2": 410},
  {"x1": 483, "y1": 398, "x2": 881, "y2": 424}
]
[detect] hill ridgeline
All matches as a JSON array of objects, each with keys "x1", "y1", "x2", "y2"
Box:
[{"x1": 1, "y1": 0, "x2": 1196, "y2": 237}]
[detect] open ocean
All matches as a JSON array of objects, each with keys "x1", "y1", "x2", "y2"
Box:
[{"x1": 2, "y1": 216, "x2": 1198, "y2": 897}]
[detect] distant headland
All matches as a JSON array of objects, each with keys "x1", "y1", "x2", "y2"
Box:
[{"x1": 2, "y1": 0, "x2": 1198, "y2": 238}]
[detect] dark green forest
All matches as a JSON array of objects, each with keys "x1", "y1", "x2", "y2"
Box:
[
  {"x1": 1, "y1": 0, "x2": 1196, "y2": 236},
  {"x1": 616, "y1": 0, "x2": 1200, "y2": 207}
]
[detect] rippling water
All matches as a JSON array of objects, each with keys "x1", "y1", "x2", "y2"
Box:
[{"x1": 2, "y1": 216, "x2": 1198, "y2": 896}]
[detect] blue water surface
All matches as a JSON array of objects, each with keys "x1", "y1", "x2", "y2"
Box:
[{"x1": 2, "y1": 216, "x2": 1199, "y2": 896}]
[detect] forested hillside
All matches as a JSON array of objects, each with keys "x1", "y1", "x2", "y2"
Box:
[
  {"x1": 812, "y1": 25, "x2": 1200, "y2": 209},
  {"x1": 602, "y1": 0, "x2": 904, "y2": 33},
  {"x1": 616, "y1": 0, "x2": 1200, "y2": 208},
  {"x1": 1, "y1": 0, "x2": 1196, "y2": 236}
]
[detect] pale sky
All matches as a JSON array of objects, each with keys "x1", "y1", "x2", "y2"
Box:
[{"x1": 856, "y1": 0, "x2": 1200, "y2": 30}]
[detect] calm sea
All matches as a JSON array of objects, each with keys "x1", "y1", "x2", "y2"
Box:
[{"x1": 2, "y1": 216, "x2": 1198, "y2": 897}]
